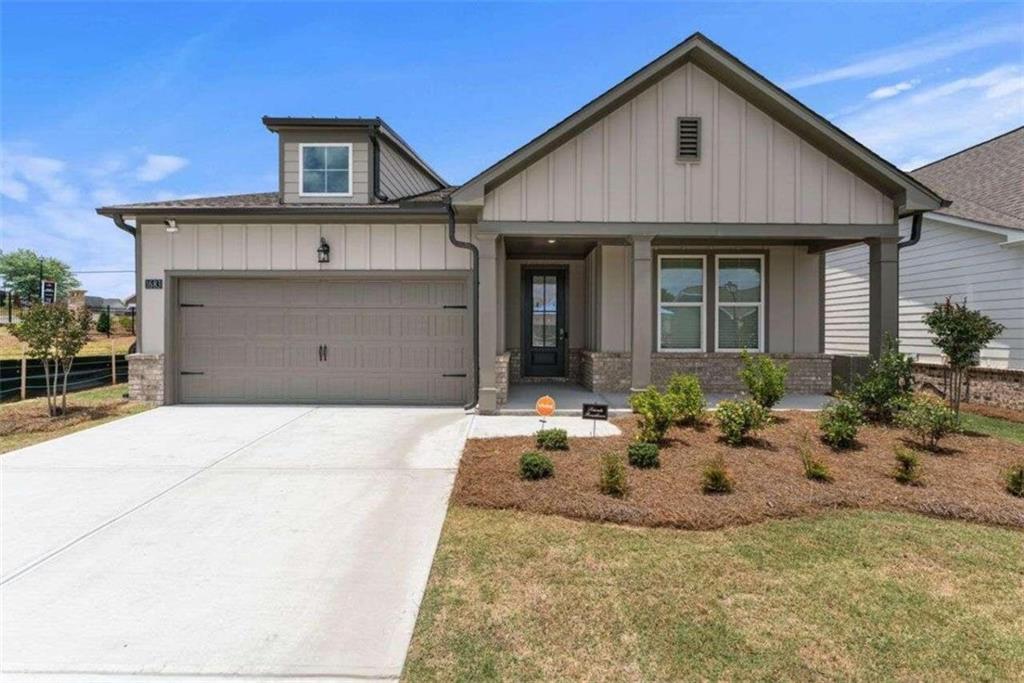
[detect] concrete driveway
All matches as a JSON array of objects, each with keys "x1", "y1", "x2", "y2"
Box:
[{"x1": 1, "y1": 405, "x2": 471, "y2": 682}]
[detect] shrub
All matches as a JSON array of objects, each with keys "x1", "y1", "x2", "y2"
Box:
[
  {"x1": 665, "y1": 373, "x2": 707, "y2": 425},
  {"x1": 1006, "y1": 463, "x2": 1024, "y2": 498},
  {"x1": 599, "y1": 452, "x2": 627, "y2": 497},
  {"x1": 799, "y1": 444, "x2": 833, "y2": 483},
  {"x1": 853, "y1": 336, "x2": 914, "y2": 422},
  {"x1": 715, "y1": 399, "x2": 771, "y2": 446},
  {"x1": 535, "y1": 427, "x2": 569, "y2": 451},
  {"x1": 115, "y1": 314, "x2": 135, "y2": 335},
  {"x1": 627, "y1": 441, "x2": 660, "y2": 469},
  {"x1": 629, "y1": 387, "x2": 675, "y2": 444},
  {"x1": 924, "y1": 298, "x2": 1004, "y2": 415},
  {"x1": 96, "y1": 309, "x2": 111, "y2": 334},
  {"x1": 893, "y1": 447, "x2": 923, "y2": 486},
  {"x1": 739, "y1": 351, "x2": 788, "y2": 408},
  {"x1": 701, "y1": 458, "x2": 734, "y2": 494},
  {"x1": 818, "y1": 399, "x2": 862, "y2": 449},
  {"x1": 519, "y1": 451, "x2": 554, "y2": 480},
  {"x1": 895, "y1": 396, "x2": 960, "y2": 450}
]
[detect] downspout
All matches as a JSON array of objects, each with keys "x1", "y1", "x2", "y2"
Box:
[
  {"x1": 446, "y1": 198, "x2": 480, "y2": 411},
  {"x1": 110, "y1": 213, "x2": 140, "y2": 354},
  {"x1": 898, "y1": 211, "x2": 924, "y2": 250},
  {"x1": 368, "y1": 121, "x2": 390, "y2": 203}
]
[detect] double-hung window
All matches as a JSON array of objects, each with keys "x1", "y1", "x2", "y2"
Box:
[
  {"x1": 658, "y1": 255, "x2": 705, "y2": 352},
  {"x1": 300, "y1": 143, "x2": 352, "y2": 196},
  {"x1": 716, "y1": 255, "x2": 764, "y2": 351}
]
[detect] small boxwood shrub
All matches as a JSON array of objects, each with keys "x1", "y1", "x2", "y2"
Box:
[
  {"x1": 818, "y1": 398, "x2": 862, "y2": 449},
  {"x1": 666, "y1": 373, "x2": 707, "y2": 425},
  {"x1": 1005, "y1": 462, "x2": 1024, "y2": 498},
  {"x1": 715, "y1": 399, "x2": 771, "y2": 446},
  {"x1": 739, "y1": 350, "x2": 788, "y2": 408},
  {"x1": 701, "y1": 458, "x2": 734, "y2": 494},
  {"x1": 535, "y1": 427, "x2": 569, "y2": 451},
  {"x1": 627, "y1": 441, "x2": 660, "y2": 469},
  {"x1": 599, "y1": 452, "x2": 627, "y2": 497},
  {"x1": 895, "y1": 396, "x2": 960, "y2": 450},
  {"x1": 853, "y1": 337, "x2": 914, "y2": 422},
  {"x1": 519, "y1": 451, "x2": 554, "y2": 480},
  {"x1": 629, "y1": 387, "x2": 675, "y2": 444},
  {"x1": 893, "y1": 447, "x2": 923, "y2": 486}
]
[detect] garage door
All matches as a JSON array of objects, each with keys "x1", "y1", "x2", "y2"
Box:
[{"x1": 175, "y1": 277, "x2": 470, "y2": 404}]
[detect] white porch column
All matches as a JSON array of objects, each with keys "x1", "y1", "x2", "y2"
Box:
[
  {"x1": 868, "y1": 236, "x2": 899, "y2": 357},
  {"x1": 630, "y1": 236, "x2": 654, "y2": 392},
  {"x1": 477, "y1": 232, "x2": 500, "y2": 413}
]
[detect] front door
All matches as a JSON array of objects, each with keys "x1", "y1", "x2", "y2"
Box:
[{"x1": 522, "y1": 268, "x2": 566, "y2": 377}]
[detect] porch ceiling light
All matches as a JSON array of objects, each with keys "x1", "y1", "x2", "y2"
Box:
[
  {"x1": 317, "y1": 237, "x2": 331, "y2": 263},
  {"x1": 547, "y1": 239, "x2": 557, "y2": 244}
]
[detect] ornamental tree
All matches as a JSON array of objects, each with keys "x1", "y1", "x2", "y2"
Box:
[
  {"x1": 10, "y1": 303, "x2": 92, "y2": 417},
  {"x1": 923, "y1": 298, "x2": 1004, "y2": 415}
]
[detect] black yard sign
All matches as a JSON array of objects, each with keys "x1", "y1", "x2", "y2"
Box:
[
  {"x1": 582, "y1": 403, "x2": 609, "y2": 420},
  {"x1": 40, "y1": 280, "x2": 56, "y2": 304}
]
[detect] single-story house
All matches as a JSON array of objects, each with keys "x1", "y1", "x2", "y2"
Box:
[
  {"x1": 97, "y1": 33, "x2": 945, "y2": 412},
  {"x1": 826, "y1": 127, "x2": 1023, "y2": 370}
]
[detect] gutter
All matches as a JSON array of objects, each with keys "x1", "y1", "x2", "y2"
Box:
[
  {"x1": 446, "y1": 198, "x2": 480, "y2": 411},
  {"x1": 111, "y1": 213, "x2": 137, "y2": 237},
  {"x1": 368, "y1": 121, "x2": 390, "y2": 203}
]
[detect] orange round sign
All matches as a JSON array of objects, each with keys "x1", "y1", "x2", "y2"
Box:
[{"x1": 535, "y1": 395, "x2": 556, "y2": 417}]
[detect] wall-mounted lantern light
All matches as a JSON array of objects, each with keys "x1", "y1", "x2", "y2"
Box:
[
  {"x1": 317, "y1": 237, "x2": 331, "y2": 264},
  {"x1": 164, "y1": 218, "x2": 178, "y2": 233}
]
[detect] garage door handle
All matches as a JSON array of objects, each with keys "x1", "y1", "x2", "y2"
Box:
[
  {"x1": 179, "y1": 303, "x2": 204, "y2": 308},
  {"x1": 443, "y1": 305, "x2": 467, "y2": 309},
  {"x1": 323, "y1": 345, "x2": 328, "y2": 362},
  {"x1": 180, "y1": 371, "x2": 205, "y2": 376},
  {"x1": 442, "y1": 373, "x2": 467, "y2": 378}
]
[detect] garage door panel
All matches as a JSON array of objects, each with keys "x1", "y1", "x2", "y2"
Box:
[{"x1": 178, "y1": 277, "x2": 469, "y2": 404}]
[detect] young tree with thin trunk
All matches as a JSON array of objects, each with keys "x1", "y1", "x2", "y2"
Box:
[
  {"x1": 11, "y1": 304, "x2": 91, "y2": 417},
  {"x1": 923, "y1": 298, "x2": 1004, "y2": 416}
]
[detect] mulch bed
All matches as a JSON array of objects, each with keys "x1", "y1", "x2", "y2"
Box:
[{"x1": 454, "y1": 412, "x2": 1024, "y2": 530}]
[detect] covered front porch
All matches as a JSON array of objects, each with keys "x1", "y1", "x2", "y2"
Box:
[{"x1": 474, "y1": 225, "x2": 899, "y2": 414}]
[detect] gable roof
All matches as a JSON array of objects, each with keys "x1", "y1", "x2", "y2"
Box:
[
  {"x1": 910, "y1": 127, "x2": 1024, "y2": 231},
  {"x1": 451, "y1": 32, "x2": 945, "y2": 215}
]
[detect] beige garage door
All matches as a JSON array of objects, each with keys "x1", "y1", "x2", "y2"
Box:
[{"x1": 176, "y1": 277, "x2": 470, "y2": 404}]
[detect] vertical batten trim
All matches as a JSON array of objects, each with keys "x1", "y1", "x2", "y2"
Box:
[
  {"x1": 629, "y1": 100, "x2": 637, "y2": 222},
  {"x1": 711, "y1": 79, "x2": 719, "y2": 223},
  {"x1": 848, "y1": 171, "x2": 855, "y2": 224},
  {"x1": 684, "y1": 64, "x2": 692, "y2": 223},
  {"x1": 602, "y1": 118, "x2": 609, "y2": 222},
  {"x1": 794, "y1": 144, "x2": 801, "y2": 223},
  {"x1": 739, "y1": 100, "x2": 747, "y2": 223},
  {"x1": 242, "y1": 224, "x2": 248, "y2": 270},
  {"x1": 574, "y1": 136, "x2": 583, "y2": 220},
  {"x1": 547, "y1": 154, "x2": 555, "y2": 220},
  {"x1": 766, "y1": 122, "x2": 774, "y2": 223},
  {"x1": 821, "y1": 157, "x2": 829, "y2": 222},
  {"x1": 656, "y1": 80, "x2": 664, "y2": 222}
]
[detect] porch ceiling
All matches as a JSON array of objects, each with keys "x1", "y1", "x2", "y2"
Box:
[{"x1": 503, "y1": 236, "x2": 608, "y2": 258}]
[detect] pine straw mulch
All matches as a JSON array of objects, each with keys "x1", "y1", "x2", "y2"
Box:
[{"x1": 454, "y1": 412, "x2": 1024, "y2": 531}]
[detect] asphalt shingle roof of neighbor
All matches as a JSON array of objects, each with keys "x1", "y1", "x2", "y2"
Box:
[
  {"x1": 99, "y1": 187, "x2": 458, "y2": 212},
  {"x1": 910, "y1": 126, "x2": 1024, "y2": 231}
]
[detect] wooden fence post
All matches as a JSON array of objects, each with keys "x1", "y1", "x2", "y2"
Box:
[{"x1": 20, "y1": 344, "x2": 27, "y2": 400}]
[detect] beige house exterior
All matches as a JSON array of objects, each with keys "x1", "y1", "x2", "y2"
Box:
[{"x1": 99, "y1": 33, "x2": 945, "y2": 412}]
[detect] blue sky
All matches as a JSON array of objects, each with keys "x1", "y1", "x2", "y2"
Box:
[{"x1": 2, "y1": 1, "x2": 1022, "y2": 297}]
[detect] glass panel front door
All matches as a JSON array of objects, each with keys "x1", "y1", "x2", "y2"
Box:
[{"x1": 523, "y1": 268, "x2": 566, "y2": 377}]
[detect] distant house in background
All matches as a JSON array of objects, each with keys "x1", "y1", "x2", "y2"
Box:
[
  {"x1": 825, "y1": 127, "x2": 1024, "y2": 371},
  {"x1": 68, "y1": 290, "x2": 131, "y2": 316},
  {"x1": 124, "y1": 293, "x2": 137, "y2": 313}
]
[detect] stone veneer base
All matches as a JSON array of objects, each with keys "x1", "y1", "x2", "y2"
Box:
[{"x1": 127, "y1": 353, "x2": 164, "y2": 404}]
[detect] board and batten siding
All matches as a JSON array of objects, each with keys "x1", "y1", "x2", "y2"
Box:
[
  {"x1": 138, "y1": 221, "x2": 474, "y2": 354},
  {"x1": 482, "y1": 62, "x2": 894, "y2": 225},
  {"x1": 379, "y1": 139, "x2": 439, "y2": 200},
  {"x1": 280, "y1": 130, "x2": 370, "y2": 204},
  {"x1": 825, "y1": 217, "x2": 1024, "y2": 369}
]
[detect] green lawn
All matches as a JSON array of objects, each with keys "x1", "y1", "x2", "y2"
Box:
[
  {"x1": 404, "y1": 506, "x2": 1024, "y2": 681},
  {"x1": 0, "y1": 383, "x2": 150, "y2": 453},
  {"x1": 961, "y1": 412, "x2": 1024, "y2": 444}
]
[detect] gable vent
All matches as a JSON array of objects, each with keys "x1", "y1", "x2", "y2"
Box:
[{"x1": 676, "y1": 117, "x2": 701, "y2": 161}]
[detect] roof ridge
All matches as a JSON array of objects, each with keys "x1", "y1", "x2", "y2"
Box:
[{"x1": 911, "y1": 125, "x2": 1024, "y2": 173}]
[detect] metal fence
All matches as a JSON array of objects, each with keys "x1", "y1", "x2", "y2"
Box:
[{"x1": 1, "y1": 355, "x2": 128, "y2": 402}]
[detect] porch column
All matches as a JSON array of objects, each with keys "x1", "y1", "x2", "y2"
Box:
[
  {"x1": 477, "y1": 232, "x2": 500, "y2": 413},
  {"x1": 868, "y1": 236, "x2": 899, "y2": 357},
  {"x1": 630, "y1": 235, "x2": 654, "y2": 392}
]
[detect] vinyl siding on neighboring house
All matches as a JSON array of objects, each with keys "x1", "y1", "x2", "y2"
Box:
[
  {"x1": 825, "y1": 217, "x2": 1024, "y2": 369},
  {"x1": 482, "y1": 62, "x2": 895, "y2": 226},
  {"x1": 137, "y1": 221, "x2": 474, "y2": 353}
]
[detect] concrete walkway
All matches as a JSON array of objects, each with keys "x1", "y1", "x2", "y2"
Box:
[{"x1": 1, "y1": 405, "x2": 471, "y2": 682}]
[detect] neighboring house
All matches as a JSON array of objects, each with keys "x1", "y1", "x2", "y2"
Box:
[
  {"x1": 826, "y1": 128, "x2": 1024, "y2": 370},
  {"x1": 124, "y1": 293, "x2": 137, "y2": 312},
  {"x1": 85, "y1": 296, "x2": 129, "y2": 315},
  {"x1": 97, "y1": 33, "x2": 944, "y2": 411}
]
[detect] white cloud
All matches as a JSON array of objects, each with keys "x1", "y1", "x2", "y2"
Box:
[
  {"x1": 785, "y1": 18, "x2": 1021, "y2": 89},
  {"x1": 1, "y1": 151, "x2": 79, "y2": 204},
  {"x1": 135, "y1": 154, "x2": 189, "y2": 182},
  {"x1": 836, "y1": 64, "x2": 1024, "y2": 169},
  {"x1": 868, "y1": 80, "x2": 917, "y2": 100}
]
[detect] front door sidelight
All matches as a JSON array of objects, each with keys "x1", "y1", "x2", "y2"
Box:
[{"x1": 522, "y1": 268, "x2": 567, "y2": 377}]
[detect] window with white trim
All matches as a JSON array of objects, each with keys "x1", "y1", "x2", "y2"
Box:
[
  {"x1": 658, "y1": 256, "x2": 705, "y2": 351},
  {"x1": 300, "y1": 143, "x2": 352, "y2": 196},
  {"x1": 716, "y1": 255, "x2": 764, "y2": 351}
]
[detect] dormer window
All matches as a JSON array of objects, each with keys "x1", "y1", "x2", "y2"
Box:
[{"x1": 300, "y1": 143, "x2": 352, "y2": 196}]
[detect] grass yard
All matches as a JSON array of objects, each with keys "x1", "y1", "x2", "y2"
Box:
[
  {"x1": 0, "y1": 325, "x2": 134, "y2": 360},
  {"x1": 404, "y1": 506, "x2": 1024, "y2": 681},
  {"x1": 0, "y1": 383, "x2": 150, "y2": 454},
  {"x1": 961, "y1": 412, "x2": 1024, "y2": 444}
]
